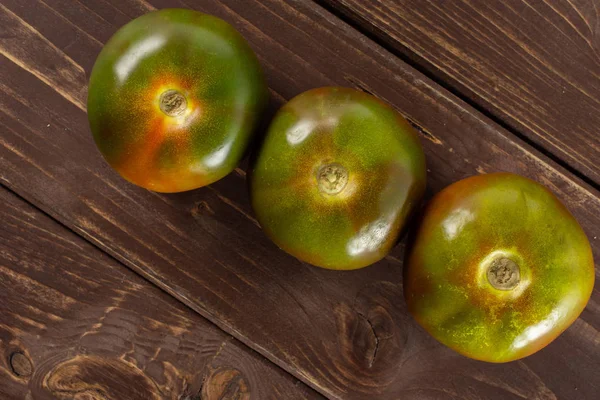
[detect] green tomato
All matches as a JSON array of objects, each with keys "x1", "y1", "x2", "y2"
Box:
[
  {"x1": 250, "y1": 87, "x2": 427, "y2": 270},
  {"x1": 88, "y1": 8, "x2": 268, "y2": 192},
  {"x1": 404, "y1": 173, "x2": 595, "y2": 362}
]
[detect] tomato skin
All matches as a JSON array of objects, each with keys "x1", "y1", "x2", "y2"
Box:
[
  {"x1": 404, "y1": 173, "x2": 595, "y2": 362},
  {"x1": 88, "y1": 9, "x2": 268, "y2": 192},
  {"x1": 250, "y1": 87, "x2": 426, "y2": 270}
]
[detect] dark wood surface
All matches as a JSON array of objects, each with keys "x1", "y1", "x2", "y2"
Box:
[
  {"x1": 0, "y1": 187, "x2": 322, "y2": 399},
  {"x1": 0, "y1": 0, "x2": 598, "y2": 399},
  {"x1": 318, "y1": 0, "x2": 600, "y2": 187}
]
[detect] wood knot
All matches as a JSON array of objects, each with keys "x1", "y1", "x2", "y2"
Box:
[
  {"x1": 201, "y1": 368, "x2": 250, "y2": 400},
  {"x1": 10, "y1": 351, "x2": 33, "y2": 377},
  {"x1": 179, "y1": 395, "x2": 201, "y2": 400},
  {"x1": 43, "y1": 355, "x2": 161, "y2": 400},
  {"x1": 192, "y1": 201, "x2": 215, "y2": 218},
  {"x1": 335, "y1": 303, "x2": 382, "y2": 370},
  {"x1": 333, "y1": 282, "x2": 410, "y2": 389}
]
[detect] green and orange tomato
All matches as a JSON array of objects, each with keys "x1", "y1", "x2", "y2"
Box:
[
  {"x1": 404, "y1": 173, "x2": 595, "y2": 362},
  {"x1": 88, "y1": 8, "x2": 268, "y2": 192},
  {"x1": 250, "y1": 87, "x2": 427, "y2": 270}
]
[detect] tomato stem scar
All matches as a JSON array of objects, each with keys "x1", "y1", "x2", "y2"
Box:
[
  {"x1": 487, "y1": 257, "x2": 520, "y2": 290},
  {"x1": 317, "y1": 163, "x2": 348, "y2": 195},
  {"x1": 159, "y1": 89, "x2": 187, "y2": 117}
]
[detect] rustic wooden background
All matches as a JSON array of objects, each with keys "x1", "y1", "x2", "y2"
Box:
[{"x1": 0, "y1": 0, "x2": 598, "y2": 399}]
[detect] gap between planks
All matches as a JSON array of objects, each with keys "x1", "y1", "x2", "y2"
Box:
[{"x1": 312, "y1": 0, "x2": 600, "y2": 194}]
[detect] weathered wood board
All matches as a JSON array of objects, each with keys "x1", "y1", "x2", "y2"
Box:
[
  {"x1": 319, "y1": 0, "x2": 600, "y2": 185},
  {"x1": 0, "y1": 187, "x2": 322, "y2": 399}
]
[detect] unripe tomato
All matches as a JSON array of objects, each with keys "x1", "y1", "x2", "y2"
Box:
[
  {"x1": 88, "y1": 9, "x2": 268, "y2": 192},
  {"x1": 250, "y1": 87, "x2": 426, "y2": 270},
  {"x1": 405, "y1": 173, "x2": 595, "y2": 362}
]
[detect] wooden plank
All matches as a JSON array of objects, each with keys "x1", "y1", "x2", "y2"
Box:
[
  {"x1": 317, "y1": 0, "x2": 600, "y2": 186},
  {"x1": 0, "y1": 187, "x2": 322, "y2": 399},
  {"x1": 1, "y1": 0, "x2": 599, "y2": 398}
]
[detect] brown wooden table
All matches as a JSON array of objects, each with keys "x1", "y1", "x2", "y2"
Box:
[{"x1": 1, "y1": 1, "x2": 598, "y2": 399}]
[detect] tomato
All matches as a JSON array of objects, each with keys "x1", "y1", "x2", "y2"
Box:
[
  {"x1": 250, "y1": 87, "x2": 426, "y2": 270},
  {"x1": 88, "y1": 9, "x2": 267, "y2": 192},
  {"x1": 404, "y1": 173, "x2": 595, "y2": 362}
]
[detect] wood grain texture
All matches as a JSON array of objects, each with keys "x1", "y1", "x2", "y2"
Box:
[
  {"x1": 318, "y1": 0, "x2": 600, "y2": 186},
  {"x1": 0, "y1": 187, "x2": 322, "y2": 400},
  {"x1": 0, "y1": 0, "x2": 599, "y2": 399}
]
